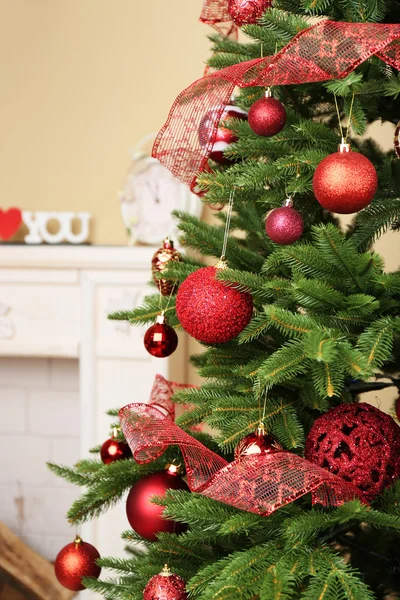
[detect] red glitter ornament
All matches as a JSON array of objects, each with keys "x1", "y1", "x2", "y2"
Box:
[
  {"x1": 234, "y1": 424, "x2": 283, "y2": 460},
  {"x1": 248, "y1": 90, "x2": 286, "y2": 137},
  {"x1": 227, "y1": 0, "x2": 272, "y2": 26},
  {"x1": 152, "y1": 238, "x2": 182, "y2": 297},
  {"x1": 54, "y1": 535, "x2": 101, "y2": 591},
  {"x1": 198, "y1": 101, "x2": 247, "y2": 165},
  {"x1": 126, "y1": 465, "x2": 189, "y2": 541},
  {"x1": 100, "y1": 430, "x2": 131, "y2": 465},
  {"x1": 313, "y1": 142, "x2": 378, "y2": 214},
  {"x1": 143, "y1": 565, "x2": 188, "y2": 600},
  {"x1": 175, "y1": 263, "x2": 253, "y2": 344},
  {"x1": 305, "y1": 402, "x2": 400, "y2": 502},
  {"x1": 265, "y1": 202, "x2": 304, "y2": 245},
  {"x1": 395, "y1": 395, "x2": 400, "y2": 421},
  {"x1": 144, "y1": 314, "x2": 178, "y2": 358}
]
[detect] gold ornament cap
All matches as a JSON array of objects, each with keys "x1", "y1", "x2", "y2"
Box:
[
  {"x1": 156, "y1": 312, "x2": 166, "y2": 325},
  {"x1": 338, "y1": 138, "x2": 350, "y2": 153},
  {"x1": 160, "y1": 564, "x2": 172, "y2": 577},
  {"x1": 215, "y1": 257, "x2": 228, "y2": 270}
]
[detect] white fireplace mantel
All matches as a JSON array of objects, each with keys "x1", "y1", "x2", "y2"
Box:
[{"x1": 0, "y1": 244, "x2": 188, "y2": 597}]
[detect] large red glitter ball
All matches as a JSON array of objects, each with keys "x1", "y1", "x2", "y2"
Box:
[
  {"x1": 126, "y1": 469, "x2": 189, "y2": 541},
  {"x1": 248, "y1": 96, "x2": 286, "y2": 137},
  {"x1": 265, "y1": 206, "x2": 304, "y2": 245},
  {"x1": 144, "y1": 569, "x2": 188, "y2": 600},
  {"x1": 313, "y1": 151, "x2": 378, "y2": 214},
  {"x1": 234, "y1": 430, "x2": 283, "y2": 460},
  {"x1": 144, "y1": 321, "x2": 178, "y2": 358},
  {"x1": 228, "y1": 0, "x2": 272, "y2": 26},
  {"x1": 198, "y1": 103, "x2": 247, "y2": 165},
  {"x1": 54, "y1": 537, "x2": 101, "y2": 591},
  {"x1": 175, "y1": 266, "x2": 253, "y2": 344},
  {"x1": 305, "y1": 402, "x2": 400, "y2": 502},
  {"x1": 100, "y1": 437, "x2": 131, "y2": 465}
]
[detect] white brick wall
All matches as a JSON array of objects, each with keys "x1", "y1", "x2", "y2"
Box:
[{"x1": 0, "y1": 357, "x2": 81, "y2": 561}]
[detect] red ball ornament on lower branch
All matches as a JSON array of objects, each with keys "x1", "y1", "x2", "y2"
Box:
[
  {"x1": 248, "y1": 90, "x2": 286, "y2": 137},
  {"x1": 175, "y1": 263, "x2": 253, "y2": 344},
  {"x1": 144, "y1": 565, "x2": 188, "y2": 600},
  {"x1": 228, "y1": 0, "x2": 272, "y2": 26},
  {"x1": 265, "y1": 203, "x2": 304, "y2": 245},
  {"x1": 54, "y1": 536, "x2": 101, "y2": 591},
  {"x1": 144, "y1": 314, "x2": 178, "y2": 358},
  {"x1": 313, "y1": 142, "x2": 378, "y2": 214},
  {"x1": 305, "y1": 402, "x2": 400, "y2": 502},
  {"x1": 126, "y1": 465, "x2": 189, "y2": 541}
]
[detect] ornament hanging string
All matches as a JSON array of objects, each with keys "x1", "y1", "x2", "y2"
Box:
[
  {"x1": 220, "y1": 188, "x2": 236, "y2": 260},
  {"x1": 334, "y1": 93, "x2": 355, "y2": 142},
  {"x1": 152, "y1": 21, "x2": 400, "y2": 189},
  {"x1": 119, "y1": 402, "x2": 363, "y2": 517}
]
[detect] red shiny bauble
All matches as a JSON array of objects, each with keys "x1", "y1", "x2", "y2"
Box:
[
  {"x1": 395, "y1": 396, "x2": 400, "y2": 421},
  {"x1": 175, "y1": 265, "x2": 253, "y2": 344},
  {"x1": 313, "y1": 148, "x2": 378, "y2": 214},
  {"x1": 144, "y1": 316, "x2": 178, "y2": 358},
  {"x1": 54, "y1": 536, "x2": 101, "y2": 591},
  {"x1": 126, "y1": 467, "x2": 189, "y2": 541},
  {"x1": 144, "y1": 566, "x2": 188, "y2": 600},
  {"x1": 265, "y1": 206, "x2": 304, "y2": 245},
  {"x1": 305, "y1": 402, "x2": 400, "y2": 502},
  {"x1": 248, "y1": 95, "x2": 286, "y2": 137},
  {"x1": 100, "y1": 436, "x2": 131, "y2": 465},
  {"x1": 198, "y1": 102, "x2": 247, "y2": 165},
  {"x1": 228, "y1": 0, "x2": 272, "y2": 26},
  {"x1": 234, "y1": 428, "x2": 283, "y2": 460},
  {"x1": 152, "y1": 238, "x2": 182, "y2": 297}
]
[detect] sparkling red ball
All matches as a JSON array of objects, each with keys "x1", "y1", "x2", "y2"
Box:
[
  {"x1": 144, "y1": 322, "x2": 178, "y2": 358},
  {"x1": 228, "y1": 0, "x2": 272, "y2": 26},
  {"x1": 100, "y1": 437, "x2": 131, "y2": 465},
  {"x1": 305, "y1": 402, "x2": 400, "y2": 502},
  {"x1": 265, "y1": 206, "x2": 304, "y2": 245},
  {"x1": 143, "y1": 571, "x2": 188, "y2": 600},
  {"x1": 234, "y1": 430, "x2": 282, "y2": 460},
  {"x1": 175, "y1": 266, "x2": 253, "y2": 344},
  {"x1": 248, "y1": 96, "x2": 286, "y2": 137},
  {"x1": 126, "y1": 470, "x2": 189, "y2": 541},
  {"x1": 54, "y1": 538, "x2": 101, "y2": 591},
  {"x1": 313, "y1": 150, "x2": 378, "y2": 214}
]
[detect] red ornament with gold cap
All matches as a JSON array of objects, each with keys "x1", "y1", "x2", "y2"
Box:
[
  {"x1": 152, "y1": 238, "x2": 182, "y2": 297},
  {"x1": 54, "y1": 535, "x2": 101, "y2": 591},
  {"x1": 235, "y1": 423, "x2": 283, "y2": 460},
  {"x1": 144, "y1": 312, "x2": 178, "y2": 358},
  {"x1": 143, "y1": 565, "x2": 188, "y2": 600},
  {"x1": 100, "y1": 427, "x2": 132, "y2": 465},
  {"x1": 313, "y1": 139, "x2": 378, "y2": 214},
  {"x1": 248, "y1": 89, "x2": 287, "y2": 137},
  {"x1": 126, "y1": 464, "x2": 189, "y2": 541}
]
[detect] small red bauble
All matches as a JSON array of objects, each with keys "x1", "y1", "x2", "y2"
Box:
[
  {"x1": 198, "y1": 101, "x2": 247, "y2": 165},
  {"x1": 175, "y1": 264, "x2": 253, "y2": 344},
  {"x1": 265, "y1": 205, "x2": 304, "y2": 245},
  {"x1": 100, "y1": 435, "x2": 131, "y2": 465},
  {"x1": 126, "y1": 466, "x2": 189, "y2": 541},
  {"x1": 234, "y1": 425, "x2": 283, "y2": 460},
  {"x1": 152, "y1": 238, "x2": 182, "y2": 297},
  {"x1": 248, "y1": 92, "x2": 286, "y2": 137},
  {"x1": 313, "y1": 144, "x2": 378, "y2": 214},
  {"x1": 305, "y1": 402, "x2": 400, "y2": 502},
  {"x1": 228, "y1": 0, "x2": 272, "y2": 26},
  {"x1": 143, "y1": 565, "x2": 188, "y2": 600},
  {"x1": 144, "y1": 314, "x2": 178, "y2": 358},
  {"x1": 54, "y1": 536, "x2": 101, "y2": 591},
  {"x1": 395, "y1": 395, "x2": 400, "y2": 421}
]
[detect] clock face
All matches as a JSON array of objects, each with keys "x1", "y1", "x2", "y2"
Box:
[{"x1": 120, "y1": 157, "x2": 201, "y2": 245}]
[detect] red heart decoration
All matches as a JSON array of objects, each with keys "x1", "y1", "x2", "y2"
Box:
[{"x1": 0, "y1": 208, "x2": 22, "y2": 240}]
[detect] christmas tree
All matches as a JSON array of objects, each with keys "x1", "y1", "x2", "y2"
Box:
[{"x1": 49, "y1": 1, "x2": 400, "y2": 598}]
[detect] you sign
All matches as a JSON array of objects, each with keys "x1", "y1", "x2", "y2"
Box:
[{"x1": 0, "y1": 209, "x2": 91, "y2": 244}]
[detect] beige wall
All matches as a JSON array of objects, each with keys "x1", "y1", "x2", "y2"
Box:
[{"x1": 0, "y1": 0, "x2": 210, "y2": 245}]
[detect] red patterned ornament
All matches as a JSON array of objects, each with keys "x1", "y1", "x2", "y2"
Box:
[
  {"x1": 198, "y1": 100, "x2": 247, "y2": 165},
  {"x1": 227, "y1": 0, "x2": 272, "y2": 26},
  {"x1": 234, "y1": 424, "x2": 283, "y2": 460},
  {"x1": 305, "y1": 402, "x2": 400, "y2": 502},
  {"x1": 313, "y1": 141, "x2": 378, "y2": 214},
  {"x1": 395, "y1": 395, "x2": 400, "y2": 421},
  {"x1": 54, "y1": 535, "x2": 101, "y2": 591},
  {"x1": 152, "y1": 238, "x2": 182, "y2": 297},
  {"x1": 265, "y1": 200, "x2": 304, "y2": 245},
  {"x1": 100, "y1": 429, "x2": 131, "y2": 465},
  {"x1": 143, "y1": 565, "x2": 188, "y2": 600},
  {"x1": 144, "y1": 314, "x2": 178, "y2": 358},
  {"x1": 126, "y1": 465, "x2": 189, "y2": 541},
  {"x1": 248, "y1": 89, "x2": 286, "y2": 137},
  {"x1": 175, "y1": 262, "x2": 253, "y2": 344},
  {"x1": 394, "y1": 121, "x2": 400, "y2": 159}
]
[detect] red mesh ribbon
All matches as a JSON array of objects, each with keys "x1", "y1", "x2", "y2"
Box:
[
  {"x1": 119, "y1": 403, "x2": 362, "y2": 516},
  {"x1": 152, "y1": 20, "x2": 400, "y2": 190},
  {"x1": 148, "y1": 375, "x2": 203, "y2": 432},
  {"x1": 199, "y1": 0, "x2": 236, "y2": 36}
]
